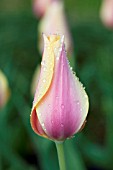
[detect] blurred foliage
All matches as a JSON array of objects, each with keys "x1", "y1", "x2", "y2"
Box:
[{"x1": 0, "y1": 0, "x2": 113, "y2": 170}]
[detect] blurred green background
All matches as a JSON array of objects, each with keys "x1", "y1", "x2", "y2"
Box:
[{"x1": 0, "y1": 0, "x2": 113, "y2": 169}]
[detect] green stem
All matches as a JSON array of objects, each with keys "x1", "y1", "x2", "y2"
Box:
[{"x1": 55, "y1": 142, "x2": 66, "y2": 170}]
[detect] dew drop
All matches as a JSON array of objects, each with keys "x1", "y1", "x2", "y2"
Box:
[
  {"x1": 76, "y1": 100, "x2": 80, "y2": 105},
  {"x1": 43, "y1": 67, "x2": 47, "y2": 71},
  {"x1": 56, "y1": 96, "x2": 59, "y2": 99},
  {"x1": 56, "y1": 57, "x2": 59, "y2": 60},
  {"x1": 42, "y1": 123, "x2": 44, "y2": 127},
  {"x1": 61, "y1": 123, "x2": 64, "y2": 127},
  {"x1": 54, "y1": 109, "x2": 57, "y2": 113},
  {"x1": 59, "y1": 47, "x2": 62, "y2": 52},
  {"x1": 43, "y1": 79, "x2": 46, "y2": 83},
  {"x1": 51, "y1": 120, "x2": 54, "y2": 124},
  {"x1": 81, "y1": 83, "x2": 83, "y2": 87},
  {"x1": 61, "y1": 104, "x2": 64, "y2": 109},
  {"x1": 38, "y1": 94, "x2": 40, "y2": 98},
  {"x1": 84, "y1": 94, "x2": 87, "y2": 98},
  {"x1": 70, "y1": 67, "x2": 72, "y2": 70},
  {"x1": 48, "y1": 104, "x2": 51, "y2": 107},
  {"x1": 80, "y1": 108, "x2": 82, "y2": 112},
  {"x1": 41, "y1": 61, "x2": 45, "y2": 66},
  {"x1": 38, "y1": 113, "x2": 41, "y2": 118}
]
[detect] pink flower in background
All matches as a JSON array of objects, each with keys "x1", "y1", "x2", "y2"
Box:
[
  {"x1": 100, "y1": 0, "x2": 113, "y2": 28},
  {"x1": 30, "y1": 34, "x2": 89, "y2": 141},
  {"x1": 33, "y1": 0, "x2": 52, "y2": 17},
  {"x1": 38, "y1": 1, "x2": 73, "y2": 55},
  {"x1": 0, "y1": 70, "x2": 10, "y2": 108}
]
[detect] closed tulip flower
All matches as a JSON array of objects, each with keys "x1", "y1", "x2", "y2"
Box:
[
  {"x1": 100, "y1": 0, "x2": 113, "y2": 28},
  {"x1": 38, "y1": 1, "x2": 73, "y2": 55},
  {"x1": 30, "y1": 34, "x2": 89, "y2": 141},
  {"x1": 0, "y1": 70, "x2": 10, "y2": 108}
]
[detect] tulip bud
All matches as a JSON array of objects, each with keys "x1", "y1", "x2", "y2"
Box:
[
  {"x1": 38, "y1": 1, "x2": 73, "y2": 55},
  {"x1": 0, "y1": 70, "x2": 10, "y2": 108},
  {"x1": 30, "y1": 34, "x2": 89, "y2": 141},
  {"x1": 33, "y1": 0, "x2": 51, "y2": 17},
  {"x1": 100, "y1": 0, "x2": 113, "y2": 28}
]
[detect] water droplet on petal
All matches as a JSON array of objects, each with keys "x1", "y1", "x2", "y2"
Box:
[
  {"x1": 38, "y1": 94, "x2": 40, "y2": 98},
  {"x1": 80, "y1": 108, "x2": 82, "y2": 112},
  {"x1": 42, "y1": 123, "x2": 44, "y2": 127},
  {"x1": 39, "y1": 113, "x2": 41, "y2": 116},
  {"x1": 76, "y1": 101, "x2": 80, "y2": 105},
  {"x1": 43, "y1": 79, "x2": 46, "y2": 83},
  {"x1": 51, "y1": 120, "x2": 54, "y2": 124},
  {"x1": 56, "y1": 57, "x2": 59, "y2": 60},
  {"x1": 56, "y1": 96, "x2": 59, "y2": 99},
  {"x1": 43, "y1": 67, "x2": 47, "y2": 71},
  {"x1": 84, "y1": 94, "x2": 87, "y2": 98},
  {"x1": 81, "y1": 83, "x2": 83, "y2": 87},
  {"x1": 41, "y1": 60, "x2": 45, "y2": 66},
  {"x1": 61, "y1": 123, "x2": 64, "y2": 127},
  {"x1": 59, "y1": 47, "x2": 62, "y2": 52},
  {"x1": 61, "y1": 104, "x2": 65, "y2": 109},
  {"x1": 48, "y1": 104, "x2": 51, "y2": 107}
]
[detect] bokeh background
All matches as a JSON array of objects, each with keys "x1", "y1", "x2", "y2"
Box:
[{"x1": 0, "y1": 0, "x2": 113, "y2": 170}]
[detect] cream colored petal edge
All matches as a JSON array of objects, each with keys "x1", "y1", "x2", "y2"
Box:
[{"x1": 31, "y1": 34, "x2": 55, "y2": 110}]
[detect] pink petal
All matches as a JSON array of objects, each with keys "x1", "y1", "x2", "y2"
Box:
[{"x1": 100, "y1": 0, "x2": 113, "y2": 28}]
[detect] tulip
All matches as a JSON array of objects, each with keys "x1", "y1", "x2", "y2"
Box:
[
  {"x1": 30, "y1": 34, "x2": 89, "y2": 141},
  {"x1": 38, "y1": 1, "x2": 73, "y2": 55},
  {"x1": 0, "y1": 70, "x2": 10, "y2": 108},
  {"x1": 33, "y1": 0, "x2": 51, "y2": 17},
  {"x1": 100, "y1": 0, "x2": 113, "y2": 28}
]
